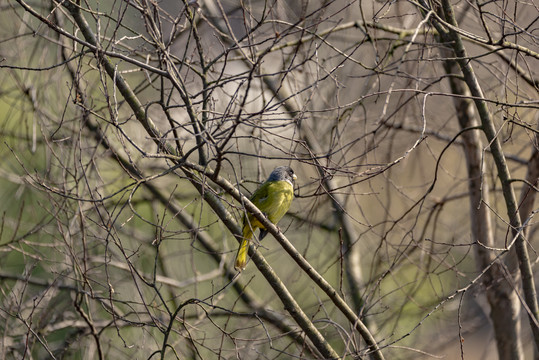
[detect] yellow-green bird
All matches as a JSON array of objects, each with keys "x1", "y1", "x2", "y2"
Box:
[{"x1": 234, "y1": 166, "x2": 297, "y2": 271}]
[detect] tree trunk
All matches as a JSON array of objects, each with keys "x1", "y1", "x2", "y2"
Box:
[{"x1": 443, "y1": 57, "x2": 523, "y2": 359}]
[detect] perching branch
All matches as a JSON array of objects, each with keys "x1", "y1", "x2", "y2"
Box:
[{"x1": 182, "y1": 162, "x2": 385, "y2": 360}]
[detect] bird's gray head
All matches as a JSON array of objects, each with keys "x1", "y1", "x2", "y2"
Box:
[{"x1": 267, "y1": 166, "x2": 297, "y2": 185}]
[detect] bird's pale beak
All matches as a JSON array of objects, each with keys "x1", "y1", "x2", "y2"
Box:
[{"x1": 292, "y1": 174, "x2": 297, "y2": 180}]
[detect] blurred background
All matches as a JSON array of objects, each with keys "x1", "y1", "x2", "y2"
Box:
[{"x1": 0, "y1": 0, "x2": 537, "y2": 358}]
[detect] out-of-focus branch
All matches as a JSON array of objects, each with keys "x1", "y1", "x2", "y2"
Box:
[
  {"x1": 441, "y1": 39, "x2": 523, "y2": 359},
  {"x1": 383, "y1": 122, "x2": 528, "y2": 165},
  {"x1": 413, "y1": 0, "x2": 539, "y2": 60},
  {"x1": 517, "y1": 119, "x2": 539, "y2": 238},
  {"x1": 421, "y1": 0, "x2": 539, "y2": 351}
]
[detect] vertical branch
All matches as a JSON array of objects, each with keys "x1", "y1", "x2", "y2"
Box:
[
  {"x1": 442, "y1": 51, "x2": 523, "y2": 359},
  {"x1": 435, "y1": 0, "x2": 539, "y2": 351},
  {"x1": 516, "y1": 121, "x2": 539, "y2": 239}
]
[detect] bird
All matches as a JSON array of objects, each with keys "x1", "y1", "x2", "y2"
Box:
[{"x1": 234, "y1": 166, "x2": 297, "y2": 271}]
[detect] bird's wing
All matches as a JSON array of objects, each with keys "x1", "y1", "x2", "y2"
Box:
[{"x1": 250, "y1": 182, "x2": 270, "y2": 207}]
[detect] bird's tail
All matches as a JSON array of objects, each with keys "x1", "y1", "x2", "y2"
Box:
[{"x1": 234, "y1": 226, "x2": 253, "y2": 271}]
